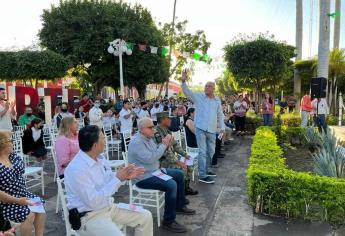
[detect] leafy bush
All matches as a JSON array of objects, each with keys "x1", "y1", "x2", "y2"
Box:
[{"x1": 247, "y1": 127, "x2": 345, "y2": 223}]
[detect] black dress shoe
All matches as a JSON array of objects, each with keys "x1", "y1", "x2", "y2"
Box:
[
  {"x1": 162, "y1": 220, "x2": 187, "y2": 233},
  {"x1": 176, "y1": 206, "x2": 196, "y2": 215},
  {"x1": 186, "y1": 187, "x2": 199, "y2": 195}
]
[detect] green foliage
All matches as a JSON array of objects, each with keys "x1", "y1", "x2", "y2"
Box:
[
  {"x1": 247, "y1": 127, "x2": 345, "y2": 223},
  {"x1": 304, "y1": 127, "x2": 322, "y2": 151},
  {"x1": 224, "y1": 33, "x2": 295, "y2": 93},
  {"x1": 0, "y1": 50, "x2": 70, "y2": 85},
  {"x1": 39, "y1": 0, "x2": 168, "y2": 96},
  {"x1": 306, "y1": 128, "x2": 345, "y2": 178},
  {"x1": 159, "y1": 20, "x2": 211, "y2": 81},
  {"x1": 215, "y1": 70, "x2": 239, "y2": 96}
]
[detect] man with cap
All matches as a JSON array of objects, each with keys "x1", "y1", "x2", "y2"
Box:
[
  {"x1": 154, "y1": 112, "x2": 198, "y2": 196},
  {"x1": 0, "y1": 86, "x2": 16, "y2": 130}
]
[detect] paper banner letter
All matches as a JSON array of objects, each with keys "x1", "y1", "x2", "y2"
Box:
[
  {"x1": 11, "y1": 86, "x2": 39, "y2": 119},
  {"x1": 160, "y1": 47, "x2": 169, "y2": 56},
  {"x1": 150, "y1": 46, "x2": 158, "y2": 54},
  {"x1": 192, "y1": 53, "x2": 201, "y2": 60}
]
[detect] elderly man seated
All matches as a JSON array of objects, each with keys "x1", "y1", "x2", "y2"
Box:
[
  {"x1": 155, "y1": 112, "x2": 198, "y2": 195},
  {"x1": 128, "y1": 117, "x2": 196, "y2": 233},
  {"x1": 64, "y1": 125, "x2": 153, "y2": 236}
]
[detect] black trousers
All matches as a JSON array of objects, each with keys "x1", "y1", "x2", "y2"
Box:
[
  {"x1": 235, "y1": 116, "x2": 246, "y2": 132},
  {"x1": 212, "y1": 136, "x2": 222, "y2": 165},
  {"x1": 0, "y1": 214, "x2": 11, "y2": 232}
]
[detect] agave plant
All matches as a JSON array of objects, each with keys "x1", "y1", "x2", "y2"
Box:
[
  {"x1": 304, "y1": 127, "x2": 322, "y2": 151},
  {"x1": 312, "y1": 128, "x2": 345, "y2": 178}
]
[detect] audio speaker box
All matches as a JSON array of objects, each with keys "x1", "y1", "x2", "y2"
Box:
[{"x1": 310, "y1": 77, "x2": 327, "y2": 99}]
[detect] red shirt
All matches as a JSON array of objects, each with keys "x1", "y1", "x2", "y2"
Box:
[
  {"x1": 79, "y1": 99, "x2": 91, "y2": 112},
  {"x1": 300, "y1": 95, "x2": 312, "y2": 112}
]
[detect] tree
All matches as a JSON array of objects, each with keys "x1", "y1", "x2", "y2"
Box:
[
  {"x1": 328, "y1": 49, "x2": 345, "y2": 113},
  {"x1": 224, "y1": 33, "x2": 295, "y2": 110},
  {"x1": 294, "y1": 0, "x2": 303, "y2": 112},
  {"x1": 215, "y1": 70, "x2": 239, "y2": 97},
  {"x1": 317, "y1": 0, "x2": 330, "y2": 78},
  {"x1": 333, "y1": 0, "x2": 341, "y2": 49},
  {"x1": 0, "y1": 50, "x2": 70, "y2": 88},
  {"x1": 39, "y1": 0, "x2": 168, "y2": 98},
  {"x1": 157, "y1": 20, "x2": 211, "y2": 97}
]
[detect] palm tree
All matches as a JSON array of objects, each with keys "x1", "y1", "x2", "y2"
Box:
[
  {"x1": 294, "y1": 0, "x2": 303, "y2": 112},
  {"x1": 333, "y1": 0, "x2": 341, "y2": 49},
  {"x1": 317, "y1": 0, "x2": 330, "y2": 79},
  {"x1": 329, "y1": 49, "x2": 345, "y2": 113}
]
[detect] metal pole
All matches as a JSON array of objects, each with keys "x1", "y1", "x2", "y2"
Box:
[
  {"x1": 119, "y1": 46, "x2": 124, "y2": 96},
  {"x1": 339, "y1": 92, "x2": 343, "y2": 126},
  {"x1": 165, "y1": 0, "x2": 177, "y2": 97}
]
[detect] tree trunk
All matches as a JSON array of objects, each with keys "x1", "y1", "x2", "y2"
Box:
[
  {"x1": 333, "y1": 0, "x2": 341, "y2": 49},
  {"x1": 137, "y1": 85, "x2": 147, "y2": 100},
  {"x1": 317, "y1": 0, "x2": 330, "y2": 78},
  {"x1": 294, "y1": 0, "x2": 303, "y2": 112},
  {"x1": 35, "y1": 78, "x2": 39, "y2": 90}
]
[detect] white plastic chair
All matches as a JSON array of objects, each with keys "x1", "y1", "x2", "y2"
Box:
[
  {"x1": 183, "y1": 127, "x2": 199, "y2": 181},
  {"x1": 103, "y1": 123, "x2": 122, "y2": 159},
  {"x1": 56, "y1": 178, "x2": 80, "y2": 236},
  {"x1": 122, "y1": 152, "x2": 165, "y2": 227},
  {"x1": 121, "y1": 130, "x2": 132, "y2": 153},
  {"x1": 12, "y1": 135, "x2": 45, "y2": 195},
  {"x1": 13, "y1": 125, "x2": 26, "y2": 136},
  {"x1": 57, "y1": 178, "x2": 126, "y2": 235}
]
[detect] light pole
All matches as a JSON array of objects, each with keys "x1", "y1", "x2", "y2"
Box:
[{"x1": 107, "y1": 39, "x2": 132, "y2": 96}]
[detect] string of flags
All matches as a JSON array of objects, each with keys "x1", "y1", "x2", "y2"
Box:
[
  {"x1": 327, "y1": 11, "x2": 340, "y2": 18},
  {"x1": 125, "y1": 42, "x2": 212, "y2": 63}
]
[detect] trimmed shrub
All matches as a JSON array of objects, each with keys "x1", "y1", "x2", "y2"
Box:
[{"x1": 247, "y1": 127, "x2": 345, "y2": 223}]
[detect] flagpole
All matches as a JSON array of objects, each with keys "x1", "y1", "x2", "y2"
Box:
[{"x1": 165, "y1": 0, "x2": 177, "y2": 97}]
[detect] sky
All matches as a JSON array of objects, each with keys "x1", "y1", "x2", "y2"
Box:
[{"x1": 0, "y1": 0, "x2": 344, "y2": 84}]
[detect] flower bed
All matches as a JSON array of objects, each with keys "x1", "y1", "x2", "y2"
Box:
[{"x1": 247, "y1": 127, "x2": 345, "y2": 224}]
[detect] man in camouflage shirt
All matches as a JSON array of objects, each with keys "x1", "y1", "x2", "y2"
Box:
[{"x1": 154, "y1": 112, "x2": 198, "y2": 195}]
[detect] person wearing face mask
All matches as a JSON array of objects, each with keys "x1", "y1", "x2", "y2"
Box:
[
  {"x1": 137, "y1": 102, "x2": 150, "y2": 120},
  {"x1": 150, "y1": 103, "x2": 161, "y2": 126},
  {"x1": 89, "y1": 100, "x2": 104, "y2": 129},
  {"x1": 22, "y1": 118, "x2": 47, "y2": 167},
  {"x1": 55, "y1": 102, "x2": 73, "y2": 128},
  {"x1": 18, "y1": 106, "x2": 36, "y2": 127}
]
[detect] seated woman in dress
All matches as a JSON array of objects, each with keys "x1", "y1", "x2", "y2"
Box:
[
  {"x1": 22, "y1": 118, "x2": 47, "y2": 167},
  {"x1": 55, "y1": 117, "x2": 79, "y2": 178},
  {"x1": 184, "y1": 108, "x2": 197, "y2": 148},
  {"x1": 0, "y1": 129, "x2": 46, "y2": 236}
]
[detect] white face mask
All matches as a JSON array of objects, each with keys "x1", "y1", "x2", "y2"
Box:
[{"x1": 94, "y1": 103, "x2": 100, "y2": 108}]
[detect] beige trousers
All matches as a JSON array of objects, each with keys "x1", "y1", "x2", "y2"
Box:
[{"x1": 78, "y1": 204, "x2": 153, "y2": 236}]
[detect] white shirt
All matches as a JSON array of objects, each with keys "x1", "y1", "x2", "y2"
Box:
[
  {"x1": 150, "y1": 107, "x2": 161, "y2": 122},
  {"x1": 137, "y1": 109, "x2": 150, "y2": 119},
  {"x1": 0, "y1": 103, "x2": 12, "y2": 130},
  {"x1": 119, "y1": 108, "x2": 133, "y2": 133},
  {"x1": 89, "y1": 107, "x2": 103, "y2": 128},
  {"x1": 64, "y1": 151, "x2": 122, "y2": 212},
  {"x1": 102, "y1": 116, "x2": 116, "y2": 127},
  {"x1": 311, "y1": 98, "x2": 329, "y2": 115},
  {"x1": 31, "y1": 127, "x2": 41, "y2": 142}
]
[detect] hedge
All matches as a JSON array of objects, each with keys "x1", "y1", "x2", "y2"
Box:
[{"x1": 247, "y1": 127, "x2": 345, "y2": 223}]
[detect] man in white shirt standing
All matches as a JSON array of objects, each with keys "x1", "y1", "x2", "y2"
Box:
[
  {"x1": 311, "y1": 97, "x2": 329, "y2": 132},
  {"x1": 89, "y1": 100, "x2": 103, "y2": 129},
  {"x1": 119, "y1": 100, "x2": 133, "y2": 133},
  {"x1": 64, "y1": 125, "x2": 153, "y2": 236},
  {"x1": 137, "y1": 102, "x2": 150, "y2": 120},
  {"x1": 150, "y1": 102, "x2": 161, "y2": 126},
  {"x1": 0, "y1": 86, "x2": 15, "y2": 131}
]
